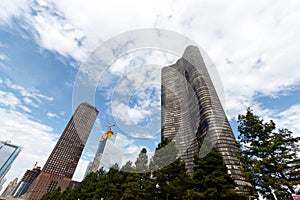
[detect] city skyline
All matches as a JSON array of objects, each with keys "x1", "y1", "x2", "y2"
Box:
[{"x1": 0, "y1": 0, "x2": 299, "y2": 195}]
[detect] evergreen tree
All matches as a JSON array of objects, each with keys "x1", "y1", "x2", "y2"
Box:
[
  {"x1": 41, "y1": 187, "x2": 62, "y2": 200},
  {"x1": 238, "y1": 109, "x2": 300, "y2": 199},
  {"x1": 147, "y1": 138, "x2": 191, "y2": 200},
  {"x1": 188, "y1": 148, "x2": 244, "y2": 200},
  {"x1": 96, "y1": 164, "x2": 124, "y2": 200},
  {"x1": 135, "y1": 148, "x2": 149, "y2": 173},
  {"x1": 120, "y1": 148, "x2": 150, "y2": 200}
]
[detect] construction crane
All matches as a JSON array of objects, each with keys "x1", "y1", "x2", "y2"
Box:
[{"x1": 100, "y1": 117, "x2": 115, "y2": 142}]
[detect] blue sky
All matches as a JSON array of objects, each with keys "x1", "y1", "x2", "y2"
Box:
[{"x1": 0, "y1": 0, "x2": 300, "y2": 193}]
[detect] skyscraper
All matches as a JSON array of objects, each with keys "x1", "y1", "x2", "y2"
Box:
[
  {"x1": 26, "y1": 103, "x2": 98, "y2": 200},
  {"x1": 161, "y1": 46, "x2": 247, "y2": 190},
  {"x1": 12, "y1": 165, "x2": 41, "y2": 198},
  {"x1": 90, "y1": 130, "x2": 122, "y2": 173},
  {"x1": 0, "y1": 141, "x2": 21, "y2": 183}
]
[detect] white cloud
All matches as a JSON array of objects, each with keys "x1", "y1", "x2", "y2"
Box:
[
  {"x1": 46, "y1": 112, "x2": 58, "y2": 119},
  {"x1": 113, "y1": 103, "x2": 151, "y2": 125},
  {"x1": 21, "y1": 0, "x2": 300, "y2": 123},
  {"x1": 108, "y1": 50, "x2": 170, "y2": 136},
  {"x1": 0, "y1": 53, "x2": 7, "y2": 61},
  {"x1": 23, "y1": 97, "x2": 39, "y2": 108},
  {"x1": 3, "y1": 79, "x2": 53, "y2": 107},
  {"x1": 274, "y1": 104, "x2": 300, "y2": 137},
  {"x1": 236, "y1": 104, "x2": 300, "y2": 139},
  {"x1": 27, "y1": 6, "x2": 87, "y2": 61},
  {"x1": 0, "y1": 90, "x2": 31, "y2": 113},
  {"x1": 0, "y1": 0, "x2": 30, "y2": 26}
]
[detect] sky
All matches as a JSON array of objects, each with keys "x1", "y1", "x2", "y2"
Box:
[{"x1": 0, "y1": 0, "x2": 300, "y2": 194}]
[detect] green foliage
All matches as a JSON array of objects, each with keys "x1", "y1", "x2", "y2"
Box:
[
  {"x1": 41, "y1": 187, "x2": 62, "y2": 200},
  {"x1": 187, "y1": 147, "x2": 244, "y2": 200},
  {"x1": 147, "y1": 138, "x2": 191, "y2": 199},
  {"x1": 42, "y1": 139, "x2": 243, "y2": 200},
  {"x1": 237, "y1": 108, "x2": 300, "y2": 200},
  {"x1": 152, "y1": 138, "x2": 178, "y2": 169},
  {"x1": 135, "y1": 148, "x2": 148, "y2": 173}
]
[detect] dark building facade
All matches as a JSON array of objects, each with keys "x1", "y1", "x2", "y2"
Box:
[
  {"x1": 11, "y1": 165, "x2": 41, "y2": 198},
  {"x1": 161, "y1": 46, "x2": 247, "y2": 190},
  {"x1": 26, "y1": 103, "x2": 98, "y2": 200}
]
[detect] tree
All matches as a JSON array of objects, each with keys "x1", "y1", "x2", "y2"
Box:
[
  {"x1": 120, "y1": 148, "x2": 150, "y2": 200},
  {"x1": 135, "y1": 148, "x2": 148, "y2": 173},
  {"x1": 188, "y1": 147, "x2": 244, "y2": 200},
  {"x1": 238, "y1": 109, "x2": 300, "y2": 199},
  {"x1": 146, "y1": 138, "x2": 191, "y2": 200},
  {"x1": 41, "y1": 187, "x2": 62, "y2": 200}
]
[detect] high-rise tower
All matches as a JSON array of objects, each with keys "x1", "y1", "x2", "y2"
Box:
[
  {"x1": 0, "y1": 141, "x2": 21, "y2": 183},
  {"x1": 26, "y1": 103, "x2": 98, "y2": 200},
  {"x1": 161, "y1": 46, "x2": 246, "y2": 190},
  {"x1": 90, "y1": 127, "x2": 122, "y2": 173}
]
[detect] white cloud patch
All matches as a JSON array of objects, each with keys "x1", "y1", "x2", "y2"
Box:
[
  {"x1": 0, "y1": 0, "x2": 30, "y2": 26},
  {"x1": 23, "y1": 97, "x2": 39, "y2": 108},
  {"x1": 0, "y1": 53, "x2": 7, "y2": 61},
  {"x1": 3, "y1": 79, "x2": 53, "y2": 107},
  {"x1": 237, "y1": 104, "x2": 300, "y2": 139},
  {"x1": 27, "y1": 2, "x2": 87, "y2": 61},
  {"x1": 274, "y1": 104, "x2": 300, "y2": 137},
  {"x1": 46, "y1": 112, "x2": 58, "y2": 119},
  {"x1": 0, "y1": 90, "x2": 31, "y2": 112}
]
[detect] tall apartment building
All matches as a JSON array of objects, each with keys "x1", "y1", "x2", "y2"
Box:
[
  {"x1": 0, "y1": 141, "x2": 21, "y2": 183},
  {"x1": 161, "y1": 46, "x2": 247, "y2": 190},
  {"x1": 26, "y1": 103, "x2": 98, "y2": 200}
]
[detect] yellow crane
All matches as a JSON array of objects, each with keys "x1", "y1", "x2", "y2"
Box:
[{"x1": 100, "y1": 117, "x2": 115, "y2": 141}]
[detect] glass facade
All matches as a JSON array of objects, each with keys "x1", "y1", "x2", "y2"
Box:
[
  {"x1": 161, "y1": 46, "x2": 248, "y2": 191},
  {"x1": 0, "y1": 141, "x2": 21, "y2": 182}
]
